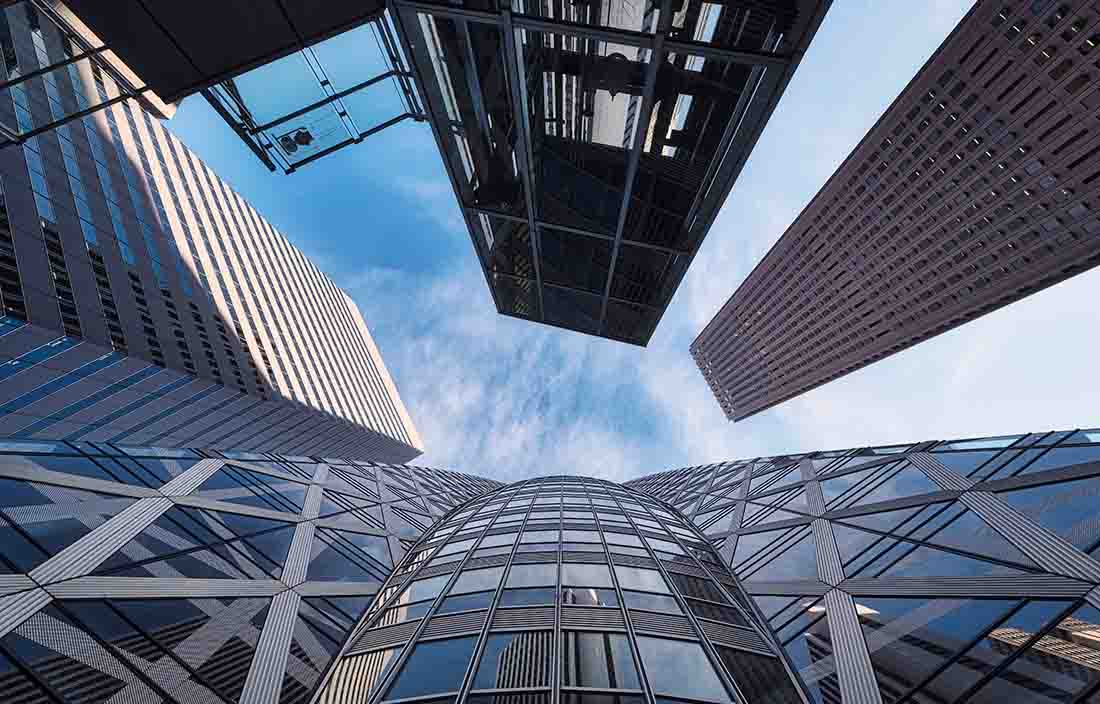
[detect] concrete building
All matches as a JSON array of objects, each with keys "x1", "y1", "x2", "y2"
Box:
[
  {"x1": 0, "y1": 2, "x2": 422, "y2": 460},
  {"x1": 692, "y1": 0, "x2": 1100, "y2": 420}
]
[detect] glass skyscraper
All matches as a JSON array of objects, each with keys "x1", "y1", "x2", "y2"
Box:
[
  {"x1": 0, "y1": 426, "x2": 1098, "y2": 703},
  {"x1": 0, "y1": 2, "x2": 422, "y2": 461}
]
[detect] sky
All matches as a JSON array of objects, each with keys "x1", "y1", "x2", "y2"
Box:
[{"x1": 163, "y1": 0, "x2": 1100, "y2": 483}]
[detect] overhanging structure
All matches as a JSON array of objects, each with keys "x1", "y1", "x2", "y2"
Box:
[{"x1": 57, "y1": 0, "x2": 832, "y2": 344}]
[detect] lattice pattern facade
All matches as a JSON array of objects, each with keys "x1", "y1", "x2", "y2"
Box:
[
  {"x1": 693, "y1": 0, "x2": 1100, "y2": 420},
  {"x1": 627, "y1": 427, "x2": 1100, "y2": 703},
  {"x1": 0, "y1": 439, "x2": 500, "y2": 704}
]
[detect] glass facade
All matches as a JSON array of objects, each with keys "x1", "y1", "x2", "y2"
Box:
[
  {"x1": 324, "y1": 475, "x2": 802, "y2": 704},
  {"x1": 2, "y1": 428, "x2": 1100, "y2": 703},
  {"x1": 0, "y1": 438, "x2": 499, "y2": 704},
  {"x1": 627, "y1": 427, "x2": 1100, "y2": 703}
]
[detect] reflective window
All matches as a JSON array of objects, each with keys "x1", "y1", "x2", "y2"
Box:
[
  {"x1": 636, "y1": 637, "x2": 728, "y2": 702},
  {"x1": 450, "y1": 567, "x2": 505, "y2": 595},
  {"x1": 500, "y1": 587, "x2": 556, "y2": 607},
  {"x1": 403, "y1": 574, "x2": 451, "y2": 603},
  {"x1": 562, "y1": 587, "x2": 619, "y2": 607},
  {"x1": 561, "y1": 563, "x2": 613, "y2": 587},
  {"x1": 438, "y1": 590, "x2": 495, "y2": 614},
  {"x1": 561, "y1": 632, "x2": 641, "y2": 689},
  {"x1": 382, "y1": 600, "x2": 433, "y2": 624},
  {"x1": 623, "y1": 591, "x2": 681, "y2": 614},
  {"x1": 614, "y1": 566, "x2": 670, "y2": 593},
  {"x1": 472, "y1": 631, "x2": 553, "y2": 689},
  {"x1": 506, "y1": 563, "x2": 557, "y2": 587},
  {"x1": 523, "y1": 530, "x2": 560, "y2": 543},
  {"x1": 384, "y1": 636, "x2": 478, "y2": 701}
]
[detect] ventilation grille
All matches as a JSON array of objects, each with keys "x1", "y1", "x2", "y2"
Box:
[
  {"x1": 697, "y1": 620, "x2": 772, "y2": 654},
  {"x1": 561, "y1": 552, "x2": 608, "y2": 564},
  {"x1": 611, "y1": 554, "x2": 658, "y2": 569},
  {"x1": 561, "y1": 607, "x2": 626, "y2": 631},
  {"x1": 513, "y1": 552, "x2": 558, "y2": 564},
  {"x1": 629, "y1": 611, "x2": 696, "y2": 639},
  {"x1": 349, "y1": 620, "x2": 420, "y2": 654},
  {"x1": 662, "y1": 560, "x2": 709, "y2": 579},
  {"x1": 492, "y1": 607, "x2": 556, "y2": 630},
  {"x1": 415, "y1": 563, "x2": 460, "y2": 580},
  {"x1": 421, "y1": 611, "x2": 487, "y2": 638}
]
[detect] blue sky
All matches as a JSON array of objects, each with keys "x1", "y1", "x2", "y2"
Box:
[{"x1": 163, "y1": 0, "x2": 1100, "y2": 482}]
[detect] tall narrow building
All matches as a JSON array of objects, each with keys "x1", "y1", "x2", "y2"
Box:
[
  {"x1": 693, "y1": 0, "x2": 1100, "y2": 421},
  {"x1": 0, "y1": 3, "x2": 422, "y2": 460}
]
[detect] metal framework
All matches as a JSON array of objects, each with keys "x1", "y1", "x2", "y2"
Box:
[
  {"x1": 628, "y1": 427, "x2": 1100, "y2": 703},
  {"x1": 202, "y1": 12, "x2": 427, "y2": 174}
]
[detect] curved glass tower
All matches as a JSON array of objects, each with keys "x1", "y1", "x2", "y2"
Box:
[{"x1": 319, "y1": 476, "x2": 805, "y2": 704}]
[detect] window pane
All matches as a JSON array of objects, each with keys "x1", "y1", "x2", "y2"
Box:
[
  {"x1": 623, "y1": 591, "x2": 681, "y2": 614},
  {"x1": 472, "y1": 631, "x2": 553, "y2": 689},
  {"x1": 500, "y1": 588, "x2": 556, "y2": 607},
  {"x1": 685, "y1": 598, "x2": 747, "y2": 626},
  {"x1": 614, "y1": 566, "x2": 669, "y2": 593},
  {"x1": 636, "y1": 637, "x2": 728, "y2": 702},
  {"x1": 562, "y1": 587, "x2": 619, "y2": 607},
  {"x1": 450, "y1": 567, "x2": 505, "y2": 595},
  {"x1": 439, "y1": 539, "x2": 476, "y2": 555},
  {"x1": 383, "y1": 600, "x2": 433, "y2": 624},
  {"x1": 523, "y1": 530, "x2": 559, "y2": 543},
  {"x1": 385, "y1": 636, "x2": 478, "y2": 701},
  {"x1": 716, "y1": 647, "x2": 804, "y2": 704},
  {"x1": 438, "y1": 591, "x2": 495, "y2": 614},
  {"x1": 560, "y1": 696, "x2": 645, "y2": 704},
  {"x1": 506, "y1": 563, "x2": 557, "y2": 587},
  {"x1": 561, "y1": 632, "x2": 640, "y2": 689},
  {"x1": 561, "y1": 563, "x2": 613, "y2": 587},
  {"x1": 403, "y1": 574, "x2": 451, "y2": 603},
  {"x1": 480, "y1": 533, "x2": 518, "y2": 548}
]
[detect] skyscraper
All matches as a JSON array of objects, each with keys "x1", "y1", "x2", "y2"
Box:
[
  {"x1": 692, "y1": 0, "x2": 1100, "y2": 421},
  {"x1": 0, "y1": 3, "x2": 422, "y2": 461},
  {"x1": 1, "y1": 426, "x2": 1098, "y2": 704},
  {"x1": 55, "y1": 0, "x2": 833, "y2": 344}
]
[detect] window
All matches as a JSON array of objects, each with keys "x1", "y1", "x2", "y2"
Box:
[
  {"x1": 562, "y1": 587, "x2": 618, "y2": 607},
  {"x1": 635, "y1": 637, "x2": 729, "y2": 703},
  {"x1": 614, "y1": 566, "x2": 670, "y2": 593},
  {"x1": 450, "y1": 567, "x2": 505, "y2": 595},
  {"x1": 500, "y1": 587, "x2": 556, "y2": 606},
  {"x1": 623, "y1": 591, "x2": 681, "y2": 614},
  {"x1": 561, "y1": 632, "x2": 641, "y2": 689},
  {"x1": 472, "y1": 632, "x2": 552, "y2": 689},
  {"x1": 438, "y1": 590, "x2": 495, "y2": 614},
  {"x1": 402, "y1": 574, "x2": 450, "y2": 603},
  {"x1": 384, "y1": 636, "x2": 478, "y2": 701},
  {"x1": 561, "y1": 563, "x2": 613, "y2": 587},
  {"x1": 506, "y1": 563, "x2": 557, "y2": 587}
]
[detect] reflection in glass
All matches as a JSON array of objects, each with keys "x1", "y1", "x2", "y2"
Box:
[
  {"x1": 438, "y1": 591, "x2": 495, "y2": 614},
  {"x1": 635, "y1": 637, "x2": 729, "y2": 703},
  {"x1": 561, "y1": 632, "x2": 641, "y2": 689},
  {"x1": 614, "y1": 566, "x2": 669, "y2": 593},
  {"x1": 472, "y1": 631, "x2": 553, "y2": 689},
  {"x1": 561, "y1": 563, "x2": 614, "y2": 587},
  {"x1": 506, "y1": 563, "x2": 557, "y2": 587},
  {"x1": 450, "y1": 567, "x2": 505, "y2": 595},
  {"x1": 563, "y1": 587, "x2": 619, "y2": 607},
  {"x1": 623, "y1": 591, "x2": 681, "y2": 614},
  {"x1": 500, "y1": 588, "x2": 557, "y2": 607},
  {"x1": 384, "y1": 636, "x2": 478, "y2": 701}
]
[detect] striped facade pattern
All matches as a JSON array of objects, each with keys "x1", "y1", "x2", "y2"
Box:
[
  {"x1": 0, "y1": 438, "x2": 500, "y2": 704},
  {"x1": 693, "y1": 0, "x2": 1100, "y2": 421},
  {"x1": 0, "y1": 2, "x2": 421, "y2": 460},
  {"x1": 628, "y1": 427, "x2": 1100, "y2": 703}
]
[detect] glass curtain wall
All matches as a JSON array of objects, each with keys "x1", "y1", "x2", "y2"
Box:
[{"x1": 321, "y1": 475, "x2": 805, "y2": 704}]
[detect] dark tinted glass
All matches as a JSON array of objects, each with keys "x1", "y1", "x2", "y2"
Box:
[
  {"x1": 685, "y1": 598, "x2": 747, "y2": 626},
  {"x1": 385, "y1": 636, "x2": 478, "y2": 701},
  {"x1": 716, "y1": 647, "x2": 804, "y2": 704},
  {"x1": 561, "y1": 632, "x2": 640, "y2": 689},
  {"x1": 636, "y1": 637, "x2": 728, "y2": 702}
]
